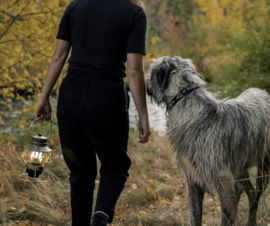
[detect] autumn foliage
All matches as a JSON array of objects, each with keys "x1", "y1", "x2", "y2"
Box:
[
  {"x1": 1, "y1": 0, "x2": 270, "y2": 225},
  {"x1": 0, "y1": 1, "x2": 68, "y2": 112},
  {"x1": 146, "y1": 0, "x2": 270, "y2": 96},
  {"x1": 1, "y1": 0, "x2": 269, "y2": 114}
]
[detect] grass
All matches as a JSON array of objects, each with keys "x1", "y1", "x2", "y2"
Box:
[{"x1": 0, "y1": 128, "x2": 270, "y2": 226}]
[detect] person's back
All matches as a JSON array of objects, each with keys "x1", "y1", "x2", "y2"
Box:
[{"x1": 56, "y1": 0, "x2": 147, "y2": 79}]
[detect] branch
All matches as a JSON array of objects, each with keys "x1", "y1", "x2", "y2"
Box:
[
  {"x1": 10, "y1": 29, "x2": 52, "y2": 59},
  {"x1": 0, "y1": 0, "x2": 32, "y2": 40},
  {"x1": 0, "y1": 11, "x2": 16, "y2": 19},
  {"x1": 35, "y1": 50, "x2": 51, "y2": 58},
  {"x1": 7, "y1": 0, "x2": 20, "y2": 10},
  {"x1": 8, "y1": 58, "x2": 28, "y2": 69},
  {"x1": 0, "y1": 39, "x2": 16, "y2": 44},
  {"x1": 20, "y1": 12, "x2": 50, "y2": 17}
]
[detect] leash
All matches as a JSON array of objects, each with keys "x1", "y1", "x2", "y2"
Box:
[{"x1": 166, "y1": 84, "x2": 200, "y2": 111}]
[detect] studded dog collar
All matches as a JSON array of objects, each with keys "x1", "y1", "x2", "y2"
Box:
[{"x1": 166, "y1": 85, "x2": 200, "y2": 111}]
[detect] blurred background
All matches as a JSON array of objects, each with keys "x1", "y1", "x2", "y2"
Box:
[{"x1": 0, "y1": 0, "x2": 270, "y2": 225}]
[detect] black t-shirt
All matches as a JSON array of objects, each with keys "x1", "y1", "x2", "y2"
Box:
[{"x1": 56, "y1": 0, "x2": 147, "y2": 79}]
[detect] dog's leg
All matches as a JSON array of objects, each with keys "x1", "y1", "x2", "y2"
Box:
[
  {"x1": 239, "y1": 171, "x2": 256, "y2": 226},
  {"x1": 186, "y1": 176, "x2": 205, "y2": 226},
  {"x1": 216, "y1": 175, "x2": 240, "y2": 226},
  {"x1": 248, "y1": 156, "x2": 269, "y2": 226},
  {"x1": 234, "y1": 182, "x2": 244, "y2": 223},
  {"x1": 240, "y1": 155, "x2": 269, "y2": 226}
]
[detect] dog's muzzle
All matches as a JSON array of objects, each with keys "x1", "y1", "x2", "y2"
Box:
[
  {"x1": 145, "y1": 78, "x2": 152, "y2": 96},
  {"x1": 146, "y1": 83, "x2": 153, "y2": 96}
]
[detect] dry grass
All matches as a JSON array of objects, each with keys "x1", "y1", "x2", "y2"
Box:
[{"x1": 0, "y1": 129, "x2": 270, "y2": 226}]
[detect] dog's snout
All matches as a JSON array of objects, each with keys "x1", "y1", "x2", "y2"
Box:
[
  {"x1": 145, "y1": 78, "x2": 152, "y2": 96},
  {"x1": 146, "y1": 83, "x2": 153, "y2": 96}
]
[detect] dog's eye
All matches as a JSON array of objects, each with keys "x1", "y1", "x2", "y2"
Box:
[{"x1": 151, "y1": 69, "x2": 159, "y2": 76}]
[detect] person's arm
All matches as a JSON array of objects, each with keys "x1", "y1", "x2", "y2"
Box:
[
  {"x1": 35, "y1": 39, "x2": 71, "y2": 121},
  {"x1": 36, "y1": 0, "x2": 73, "y2": 121},
  {"x1": 127, "y1": 53, "x2": 148, "y2": 119},
  {"x1": 40, "y1": 40, "x2": 71, "y2": 98},
  {"x1": 126, "y1": 7, "x2": 150, "y2": 143},
  {"x1": 127, "y1": 53, "x2": 151, "y2": 143}
]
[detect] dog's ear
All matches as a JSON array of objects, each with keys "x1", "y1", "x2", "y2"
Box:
[
  {"x1": 196, "y1": 72, "x2": 206, "y2": 82},
  {"x1": 157, "y1": 63, "x2": 175, "y2": 91}
]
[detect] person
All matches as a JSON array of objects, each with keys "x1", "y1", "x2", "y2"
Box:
[{"x1": 35, "y1": 0, "x2": 151, "y2": 225}]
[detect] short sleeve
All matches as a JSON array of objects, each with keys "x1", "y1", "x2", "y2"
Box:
[
  {"x1": 127, "y1": 8, "x2": 147, "y2": 55},
  {"x1": 56, "y1": 2, "x2": 73, "y2": 43}
]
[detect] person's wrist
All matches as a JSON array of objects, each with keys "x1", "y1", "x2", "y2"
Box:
[
  {"x1": 139, "y1": 113, "x2": 149, "y2": 120},
  {"x1": 39, "y1": 94, "x2": 51, "y2": 100}
]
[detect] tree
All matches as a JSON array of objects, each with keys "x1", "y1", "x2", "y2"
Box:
[
  {"x1": 0, "y1": 0, "x2": 70, "y2": 117},
  {"x1": 187, "y1": 0, "x2": 270, "y2": 96}
]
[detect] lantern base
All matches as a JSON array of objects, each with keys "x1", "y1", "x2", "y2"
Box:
[
  {"x1": 19, "y1": 167, "x2": 47, "y2": 183},
  {"x1": 26, "y1": 167, "x2": 43, "y2": 178}
]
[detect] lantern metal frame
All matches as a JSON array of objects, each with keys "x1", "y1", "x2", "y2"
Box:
[{"x1": 19, "y1": 118, "x2": 53, "y2": 183}]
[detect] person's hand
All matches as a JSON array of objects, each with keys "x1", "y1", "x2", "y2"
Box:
[
  {"x1": 138, "y1": 116, "x2": 151, "y2": 143},
  {"x1": 35, "y1": 96, "x2": 52, "y2": 121}
]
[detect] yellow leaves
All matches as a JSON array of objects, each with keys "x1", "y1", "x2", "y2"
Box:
[
  {"x1": 51, "y1": 0, "x2": 60, "y2": 9},
  {"x1": 32, "y1": 76, "x2": 42, "y2": 88},
  {"x1": 159, "y1": 199, "x2": 172, "y2": 205},
  {"x1": 202, "y1": 216, "x2": 206, "y2": 223},
  {"x1": 145, "y1": 185, "x2": 158, "y2": 202},
  {"x1": 0, "y1": 197, "x2": 8, "y2": 203},
  {"x1": 14, "y1": 45, "x2": 23, "y2": 55},
  {"x1": 147, "y1": 53, "x2": 157, "y2": 60},
  {"x1": 50, "y1": 209, "x2": 63, "y2": 218},
  {"x1": 10, "y1": 67, "x2": 17, "y2": 74},
  {"x1": 3, "y1": 73, "x2": 12, "y2": 82},
  {"x1": 149, "y1": 36, "x2": 162, "y2": 45},
  {"x1": 15, "y1": 83, "x2": 26, "y2": 90},
  {"x1": 7, "y1": 97, "x2": 13, "y2": 102},
  {"x1": 131, "y1": 183, "x2": 138, "y2": 189},
  {"x1": 18, "y1": 22, "x2": 30, "y2": 34},
  {"x1": 145, "y1": 186, "x2": 152, "y2": 193},
  {"x1": 29, "y1": 48, "x2": 37, "y2": 57},
  {"x1": 138, "y1": 210, "x2": 147, "y2": 215},
  {"x1": 195, "y1": 0, "x2": 224, "y2": 25},
  {"x1": 1, "y1": 88, "x2": 10, "y2": 97},
  {"x1": 190, "y1": 0, "x2": 270, "y2": 82},
  {"x1": 195, "y1": 0, "x2": 269, "y2": 29},
  {"x1": 0, "y1": 0, "x2": 68, "y2": 108},
  {"x1": 149, "y1": 179, "x2": 159, "y2": 185},
  {"x1": 149, "y1": 132, "x2": 154, "y2": 141}
]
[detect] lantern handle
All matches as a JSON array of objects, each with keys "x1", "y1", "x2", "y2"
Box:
[{"x1": 29, "y1": 118, "x2": 52, "y2": 144}]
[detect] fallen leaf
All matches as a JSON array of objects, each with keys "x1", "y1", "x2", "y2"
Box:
[
  {"x1": 19, "y1": 206, "x2": 26, "y2": 213},
  {"x1": 0, "y1": 198, "x2": 8, "y2": 203},
  {"x1": 131, "y1": 183, "x2": 137, "y2": 189}
]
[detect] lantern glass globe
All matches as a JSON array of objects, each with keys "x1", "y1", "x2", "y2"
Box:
[{"x1": 22, "y1": 149, "x2": 52, "y2": 167}]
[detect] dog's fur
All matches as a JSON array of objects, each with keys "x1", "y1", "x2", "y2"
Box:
[{"x1": 146, "y1": 55, "x2": 270, "y2": 226}]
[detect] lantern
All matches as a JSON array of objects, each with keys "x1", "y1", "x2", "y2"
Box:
[{"x1": 19, "y1": 119, "x2": 52, "y2": 182}]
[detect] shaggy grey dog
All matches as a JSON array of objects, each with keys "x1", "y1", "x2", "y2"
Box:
[{"x1": 146, "y1": 55, "x2": 270, "y2": 226}]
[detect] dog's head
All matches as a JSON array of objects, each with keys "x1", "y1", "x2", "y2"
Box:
[{"x1": 146, "y1": 55, "x2": 206, "y2": 106}]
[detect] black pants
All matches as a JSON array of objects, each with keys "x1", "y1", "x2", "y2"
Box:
[{"x1": 56, "y1": 71, "x2": 131, "y2": 225}]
